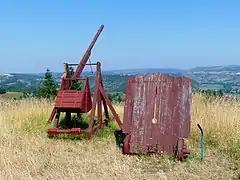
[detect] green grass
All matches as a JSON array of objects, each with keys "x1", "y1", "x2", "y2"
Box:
[
  {"x1": 200, "y1": 83, "x2": 224, "y2": 90},
  {"x1": 0, "y1": 92, "x2": 23, "y2": 100}
]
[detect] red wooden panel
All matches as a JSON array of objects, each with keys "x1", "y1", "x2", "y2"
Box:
[
  {"x1": 55, "y1": 102, "x2": 82, "y2": 108},
  {"x1": 55, "y1": 91, "x2": 84, "y2": 108},
  {"x1": 123, "y1": 73, "x2": 192, "y2": 155},
  {"x1": 55, "y1": 98, "x2": 83, "y2": 103},
  {"x1": 54, "y1": 88, "x2": 92, "y2": 112}
]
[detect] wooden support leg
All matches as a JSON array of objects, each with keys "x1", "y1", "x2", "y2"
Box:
[
  {"x1": 66, "y1": 112, "x2": 71, "y2": 128},
  {"x1": 89, "y1": 63, "x2": 100, "y2": 134},
  {"x1": 88, "y1": 93, "x2": 97, "y2": 134},
  {"x1": 98, "y1": 91, "x2": 103, "y2": 129},
  {"x1": 48, "y1": 108, "x2": 57, "y2": 123},
  {"x1": 99, "y1": 85, "x2": 123, "y2": 129},
  {"x1": 53, "y1": 111, "x2": 60, "y2": 128},
  {"x1": 77, "y1": 113, "x2": 82, "y2": 122},
  {"x1": 100, "y1": 74, "x2": 109, "y2": 120},
  {"x1": 102, "y1": 97, "x2": 109, "y2": 120}
]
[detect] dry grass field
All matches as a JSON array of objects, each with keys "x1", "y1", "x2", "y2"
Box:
[{"x1": 0, "y1": 94, "x2": 240, "y2": 180}]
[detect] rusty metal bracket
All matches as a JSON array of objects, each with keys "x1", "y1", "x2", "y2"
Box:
[{"x1": 197, "y1": 123, "x2": 205, "y2": 161}]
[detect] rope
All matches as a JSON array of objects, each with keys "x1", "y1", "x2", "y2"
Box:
[{"x1": 88, "y1": 58, "x2": 94, "y2": 74}]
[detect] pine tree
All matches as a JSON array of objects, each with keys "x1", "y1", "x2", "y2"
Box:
[
  {"x1": 37, "y1": 68, "x2": 57, "y2": 99},
  {"x1": 69, "y1": 67, "x2": 83, "y2": 90}
]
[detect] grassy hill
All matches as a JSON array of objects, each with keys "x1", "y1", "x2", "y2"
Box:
[{"x1": 0, "y1": 94, "x2": 240, "y2": 179}]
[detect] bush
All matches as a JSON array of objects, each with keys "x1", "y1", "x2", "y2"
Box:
[
  {"x1": 107, "y1": 92, "x2": 125, "y2": 103},
  {"x1": 200, "y1": 89, "x2": 224, "y2": 100},
  {"x1": 0, "y1": 87, "x2": 6, "y2": 94}
]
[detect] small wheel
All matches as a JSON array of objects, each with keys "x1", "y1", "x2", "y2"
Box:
[
  {"x1": 177, "y1": 137, "x2": 190, "y2": 161},
  {"x1": 177, "y1": 137, "x2": 184, "y2": 161},
  {"x1": 123, "y1": 134, "x2": 131, "y2": 154}
]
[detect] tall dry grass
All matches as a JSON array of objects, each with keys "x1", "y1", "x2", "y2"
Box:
[
  {"x1": 0, "y1": 94, "x2": 240, "y2": 180},
  {"x1": 191, "y1": 95, "x2": 240, "y2": 159}
]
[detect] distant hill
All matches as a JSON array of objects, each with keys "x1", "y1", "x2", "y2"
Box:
[
  {"x1": 101, "y1": 68, "x2": 185, "y2": 76},
  {"x1": 1, "y1": 65, "x2": 240, "y2": 93},
  {"x1": 188, "y1": 65, "x2": 240, "y2": 73},
  {"x1": 185, "y1": 65, "x2": 240, "y2": 86}
]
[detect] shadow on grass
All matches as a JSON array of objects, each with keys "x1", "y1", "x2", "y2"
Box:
[
  {"x1": 112, "y1": 130, "x2": 205, "y2": 164},
  {"x1": 48, "y1": 113, "x2": 120, "y2": 141},
  {"x1": 59, "y1": 113, "x2": 89, "y2": 130},
  {"x1": 47, "y1": 113, "x2": 89, "y2": 141}
]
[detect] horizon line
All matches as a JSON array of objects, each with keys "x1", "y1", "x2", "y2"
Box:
[{"x1": 2, "y1": 64, "x2": 240, "y2": 74}]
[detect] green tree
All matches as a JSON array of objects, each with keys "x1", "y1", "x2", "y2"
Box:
[
  {"x1": 0, "y1": 87, "x2": 6, "y2": 94},
  {"x1": 107, "y1": 92, "x2": 125, "y2": 103},
  {"x1": 223, "y1": 83, "x2": 232, "y2": 93},
  {"x1": 69, "y1": 66, "x2": 83, "y2": 90},
  {"x1": 36, "y1": 68, "x2": 57, "y2": 99}
]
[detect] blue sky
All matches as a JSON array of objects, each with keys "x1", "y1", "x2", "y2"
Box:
[{"x1": 0, "y1": 0, "x2": 240, "y2": 73}]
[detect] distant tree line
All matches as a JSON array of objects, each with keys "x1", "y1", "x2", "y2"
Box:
[
  {"x1": 18, "y1": 68, "x2": 125, "y2": 103},
  {"x1": 3, "y1": 68, "x2": 240, "y2": 102},
  {"x1": 199, "y1": 89, "x2": 224, "y2": 99}
]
